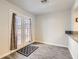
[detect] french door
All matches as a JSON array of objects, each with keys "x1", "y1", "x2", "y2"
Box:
[
  {"x1": 15, "y1": 16, "x2": 32, "y2": 46},
  {"x1": 10, "y1": 13, "x2": 32, "y2": 50}
]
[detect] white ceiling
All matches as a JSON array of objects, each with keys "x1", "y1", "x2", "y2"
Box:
[{"x1": 6, "y1": 0, "x2": 75, "y2": 15}]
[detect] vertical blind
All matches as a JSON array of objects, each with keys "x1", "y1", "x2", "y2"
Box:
[{"x1": 10, "y1": 13, "x2": 32, "y2": 50}]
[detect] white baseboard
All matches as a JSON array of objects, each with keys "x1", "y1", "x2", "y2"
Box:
[{"x1": 34, "y1": 41, "x2": 68, "y2": 48}]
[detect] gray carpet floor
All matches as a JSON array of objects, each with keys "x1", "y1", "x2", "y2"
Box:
[{"x1": 2, "y1": 43, "x2": 72, "y2": 59}]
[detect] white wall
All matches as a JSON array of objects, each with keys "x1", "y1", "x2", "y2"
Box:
[
  {"x1": 0, "y1": 0, "x2": 35, "y2": 56},
  {"x1": 70, "y1": 0, "x2": 78, "y2": 31},
  {"x1": 73, "y1": 9, "x2": 78, "y2": 31},
  {"x1": 72, "y1": 2, "x2": 78, "y2": 31},
  {"x1": 35, "y1": 11, "x2": 71, "y2": 47}
]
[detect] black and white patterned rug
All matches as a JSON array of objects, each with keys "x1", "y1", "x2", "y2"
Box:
[{"x1": 17, "y1": 45, "x2": 38, "y2": 57}]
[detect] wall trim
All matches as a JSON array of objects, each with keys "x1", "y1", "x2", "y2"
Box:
[{"x1": 34, "y1": 41, "x2": 68, "y2": 48}]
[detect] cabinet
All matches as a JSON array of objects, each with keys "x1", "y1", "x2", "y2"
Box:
[{"x1": 66, "y1": 35, "x2": 78, "y2": 59}]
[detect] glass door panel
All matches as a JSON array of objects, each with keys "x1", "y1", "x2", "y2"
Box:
[
  {"x1": 15, "y1": 16, "x2": 22, "y2": 46},
  {"x1": 24, "y1": 18, "x2": 31, "y2": 42}
]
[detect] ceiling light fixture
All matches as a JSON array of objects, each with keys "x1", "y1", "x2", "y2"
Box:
[{"x1": 41, "y1": 0, "x2": 47, "y2": 3}]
